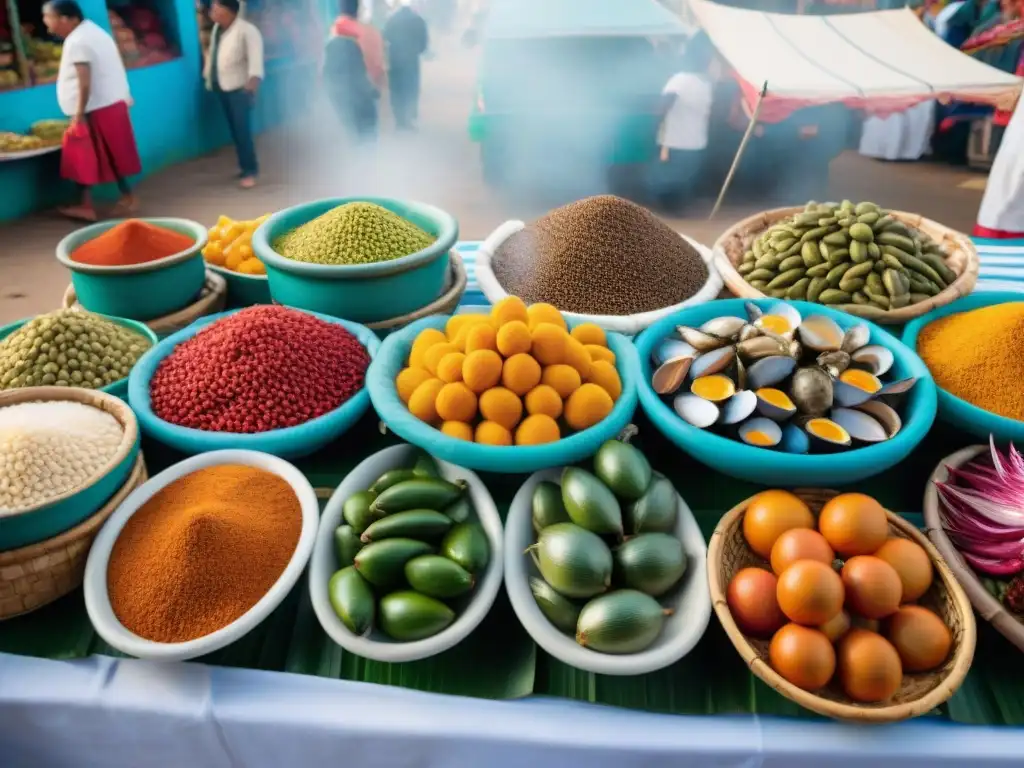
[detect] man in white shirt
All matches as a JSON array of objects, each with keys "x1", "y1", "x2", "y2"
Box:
[
  {"x1": 43, "y1": 0, "x2": 140, "y2": 221},
  {"x1": 204, "y1": 0, "x2": 264, "y2": 189},
  {"x1": 650, "y1": 35, "x2": 714, "y2": 212}
]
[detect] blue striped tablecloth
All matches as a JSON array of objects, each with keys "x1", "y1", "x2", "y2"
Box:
[
  {"x1": 454, "y1": 242, "x2": 486, "y2": 306},
  {"x1": 973, "y1": 238, "x2": 1024, "y2": 294}
]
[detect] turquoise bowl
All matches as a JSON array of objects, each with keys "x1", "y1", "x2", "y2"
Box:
[
  {"x1": 206, "y1": 263, "x2": 272, "y2": 308},
  {"x1": 127, "y1": 308, "x2": 380, "y2": 459},
  {"x1": 55, "y1": 218, "x2": 208, "y2": 322},
  {"x1": 903, "y1": 291, "x2": 1024, "y2": 443},
  {"x1": 0, "y1": 387, "x2": 140, "y2": 550},
  {"x1": 0, "y1": 312, "x2": 158, "y2": 402},
  {"x1": 634, "y1": 299, "x2": 937, "y2": 487},
  {"x1": 252, "y1": 197, "x2": 458, "y2": 323},
  {"x1": 367, "y1": 316, "x2": 640, "y2": 473}
]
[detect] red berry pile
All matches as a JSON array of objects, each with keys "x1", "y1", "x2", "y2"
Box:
[{"x1": 149, "y1": 306, "x2": 370, "y2": 433}]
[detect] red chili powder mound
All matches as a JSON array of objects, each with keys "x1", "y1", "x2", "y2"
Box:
[
  {"x1": 71, "y1": 219, "x2": 196, "y2": 266},
  {"x1": 149, "y1": 305, "x2": 370, "y2": 433}
]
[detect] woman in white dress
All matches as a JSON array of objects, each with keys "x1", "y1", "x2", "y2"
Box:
[{"x1": 975, "y1": 89, "x2": 1024, "y2": 237}]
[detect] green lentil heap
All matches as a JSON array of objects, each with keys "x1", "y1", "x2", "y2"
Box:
[
  {"x1": 273, "y1": 202, "x2": 436, "y2": 266},
  {"x1": 0, "y1": 310, "x2": 152, "y2": 391}
]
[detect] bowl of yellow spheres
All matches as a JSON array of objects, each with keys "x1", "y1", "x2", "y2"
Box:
[
  {"x1": 367, "y1": 297, "x2": 640, "y2": 473},
  {"x1": 202, "y1": 214, "x2": 272, "y2": 307}
]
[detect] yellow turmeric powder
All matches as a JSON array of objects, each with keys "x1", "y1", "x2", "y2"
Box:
[{"x1": 917, "y1": 302, "x2": 1024, "y2": 420}]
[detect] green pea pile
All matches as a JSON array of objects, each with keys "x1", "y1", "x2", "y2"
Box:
[
  {"x1": 0, "y1": 310, "x2": 152, "y2": 390},
  {"x1": 273, "y1": 202, "x2": 436, "y2": 266}
]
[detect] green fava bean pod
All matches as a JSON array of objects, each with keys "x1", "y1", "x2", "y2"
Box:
[
  {"x1": 370, "y1": 478, "x2": 467, "y2": 515},
  {"x1": 342, "y1": 490, "x2": 382, "y2": 534},
  {"x1": 379, "y1": 591, "x2": 456, "y2": 641},
  {"x1": 405, "y1": 555, "x2": 475, "y2": 599},
  {"x1": 328, "y1": 567, "x2": 375, "y2": 636},
  {"x1": 334, "y1": 525, "x2": 363, "y2": 567},
  {"x1": 441, "y1": 521, "x2": 490, "y2": 574},
  {"x1": 360, "y1": 510, "x2": 453, "y2": 543}
]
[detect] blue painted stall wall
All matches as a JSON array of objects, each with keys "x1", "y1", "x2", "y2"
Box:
[{"x1": 0, "y1": 0, "x2": 313, "y2": 222}]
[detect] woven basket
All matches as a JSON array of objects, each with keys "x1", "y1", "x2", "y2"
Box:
[
  {"x1": 712, "y1": 207, "x2": 979, "y2": 325},
  {"x1": 0, "y1": 453, "x2": 147, "y2": 620},
  {"x1": 708, "y1": 488, "x2": 976, "y2": 723},
  {"x1": 924, "y1": 445, "x2": 1024, "y2": 652},
  {"x1": 63, "y1": 269, "x2": 228, "y2": 337}
]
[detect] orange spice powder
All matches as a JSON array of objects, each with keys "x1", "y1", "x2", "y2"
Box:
[{"x1": 71, "y1": 219, "x2": 195, "y2": 266}]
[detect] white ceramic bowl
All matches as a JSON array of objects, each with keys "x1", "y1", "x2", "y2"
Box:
[
  {"x1": 505, "y1": 468, "x2": 712, "y2": 675},
  {"x1": 309, "y1": 444, "x2": 504, "y2": 662},
  {"x1": 83, "y1": 449, "x2": 319, "y2": 661}
]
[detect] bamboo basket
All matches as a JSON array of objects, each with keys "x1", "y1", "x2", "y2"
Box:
[
  {"x1": 63, "y1": 269, "x2": 228, "y2": 337},
  {"x1": 712, "y1": 207, "x2": 979, "y2": 325},
  {"x1": 924, "y1": 445, "x2": 1024, "y2": 652},
  {"x1": 0, "y1": 453, "x2": 147, "y2": 620},
  {"x1": 708, "y1": 488, "x2": 976, "y2": 723},
  {"x1": 366, "y1": 252, "x2": 467, "y2": 332}
]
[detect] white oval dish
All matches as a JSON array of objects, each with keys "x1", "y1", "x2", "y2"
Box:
[
  {"x1": 505, "y1": 468, "x2": 711, "y2": 675},
  {"x1": 474, "y1": 218, "x2": 723, "y2": 336},
  {"x1": 309, "y1": 444, "x2": 504, "y2": 663},
  {"x1": 83, "y1": 449, "x2": 319, "y2": 661}
]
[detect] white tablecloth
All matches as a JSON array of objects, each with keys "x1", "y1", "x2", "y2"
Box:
[{"x1": 2, "y1": 652, "x2": 1022, "y2": 768}]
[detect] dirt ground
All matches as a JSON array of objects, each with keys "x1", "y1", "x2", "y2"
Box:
[{"x1": 0, "y1": 33, "x2": 991, "y2": 325}]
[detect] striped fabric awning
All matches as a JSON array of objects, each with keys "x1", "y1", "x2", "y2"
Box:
[{"x1": 973, "y1": 237, "x2": 1024, "y2": 293}]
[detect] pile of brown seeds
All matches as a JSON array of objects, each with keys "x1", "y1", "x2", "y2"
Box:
[{"x1": 490, "y1": 196, "x2": 709, "y2": 316}]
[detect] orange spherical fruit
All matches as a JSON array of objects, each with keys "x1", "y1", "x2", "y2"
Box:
[
  {"x1": 841, "y1": 556, "x2": 902, "y2": 620},
  {"x1": 726, "y1": 567, "x2": 786, "y2": 638},
  {"x1": 769, "y1": 623, "x2": 836, "y2": 692},
  {"x1": 742, "y1": 490, "x2": 815, "y2": 559},
  {"x1": 770, "y1": 529, "x2": 835, "y2": 575},
  {"x1": 818, "y1": 493, "x2": 889, "y2": 557},
  {"x1": 885, "y1": 605, "x2": 952, "y2": 673},
  {"x1": 776, "y1": 559, "x2": 845, "y2": 626},
  {"x1": 818, "y1": 610, "x2": 852, "y2": 643},
  {"x1": 873, "y1": 538, "x2": 934, "y2": 603},
  {"x1": 837, "y1": 628, "x2": 902, "y2": 703}
]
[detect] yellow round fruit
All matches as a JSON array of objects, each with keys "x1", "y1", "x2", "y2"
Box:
[
  {"x1": 564, "y1": 383, "x2": 614, "y2": 431},
  {"x1": 496, "y1": 320, "x2": 533, "y2": 357},
  {"x1": 445, "y1": 314, "x2": 470, "y2": 339},
  {"x1": 541, "y1": 364, "x2": 582, "y2": 399},
  {"x1": 440, "y1": 421, "x2": 474, "y2": 441},
  {"x1": 436, "y1": 352, "x2": 466, "y2": 383},
  {"x1": 435, "y1": 382, "x2": 478, "y2": 423},
  {"x1": 478, "y1": 387, "x2": 523, "y2": 430},
  {"x1": 462, "y1": 349, "x2": 503, "y2": 393},
  {"x1": 408, "y1": 378, "x2": 446, "y2": 424},
  {"x1": 475, "y1": 420, "x2": 513, "y2": 446},
  {"x1": 452, "y1": 317, "x2": 488, "y2": 351},
  {"x1": 502, "y1": 353, "x2": 542, "y2": 396},
  {"x1": 563, "y1": 336, "x2": 593, "y2": 378},
  {"x1": 491, "y1": 296, "x2": 529, "y2": 327},
  {"x1": 515, "y1": 414, "x2": 561, "y2": 445},
  {"x1": 525, "y1": 384, "x2": 564, "y2": 419},
  {"x1": 585, "y1": 359, "x2": 622, "y2": 401},
  {"x1": 396, "y1": 367, "x2": 434, "y2": 403},
  {"x1": 571, "y1": 323, "x2": 606, "y2": 346},
  {"x1": 531, "y1": 323, "x2": 568, "y2": 366},
  {"x1": 526, "y1": 302, "x2": 567, "y2": 330},
  {"x1": 465, "y1": 324, "x2": 498, "y2": 354},
  {"x1": 585, "y1": 344, "x2": 616, "y2": 365},
  {"x1": 423, "y1": 342, "x2": 459, "y2": 376},
  {"x1": 409, "y1": 328, "x2": 447, "y2": 369}
]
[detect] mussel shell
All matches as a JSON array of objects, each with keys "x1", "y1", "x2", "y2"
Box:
[
  {"x1": 755, "y1": 388, "x2": 797, "y2": 422},
  {"x1": 850, "y1": 345, "x2": 894, "y2": 377},
  {"x1": 738, "y1": 324, "x2": 763, "y2": 342},
  {"x1": 678, "y1": 326, "x2": 731, "y2": 353},
  {"x1": 832, "y1": 379, "x2": 876, "y2": 408},
  {"x1": 816, "y1": 350, "x2": 851, "y2": 379},
  {"x1": 653, "y1": 339, "x2": 696, "y2": 367},
  {"x1": 840, "y1": 324, "x2": 871, "y2": 354},
  {"x1": 790, "y1": 366, "x2": 834, "y2": 416},
  {"x1": 877, "y1": 377, "x2": 918, "y2": 397},
  {"x1": 803, "y1": 417, "x2": 852, "y2": 450},
  {"x1": 780, "y1": 423, "x2": 810, "y2": 454},
  {"x1": 673, "y1": 393, "x2": 720, "y2": 429},
  {"x1": 745, "y1": 355, "x2": 797, "y2": 390},
  {"x1": 719, "y1": 389, "x2": 757, "y2": 425},
  {"x1": 799, "y1": 315, "x2": 845, "y2": 353},
  {"x1": 652, "y1": 356, "x2": 693, "y2": 395},
  {"x1": 744, "y1": 302, "x2": 764, "y2": 323},
  {"x1": 737, "y1": 417, "x2": 783, "y2": 448},
  {"x1": 830, "y1": 407, "x2": 888, "y2": 443},
  {"x1": 856, "y1": 400, "x2": 902, "y2": 438},
  {"x1": 689, "y1": 346, "x2": 736, "y2": 380},
  {"x1": 754, "y1": 303, "x2": 802, "y2": 337},
  {"x1": 690, "y1": 374, "x2": 736, "y2": 403},
  {"x1": 700, "y1": 316, "x2": 746, "y2": 340},
  {"x1": 734, "y1": 356, "x2": 748, "y2": 390},
  {"x1": 736, "y1": 336, "x2": 787, "y2": 362}
]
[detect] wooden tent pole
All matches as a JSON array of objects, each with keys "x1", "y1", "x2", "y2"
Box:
[{"x1": 709, "y1": 81, "x2": 768, "y2": 221}]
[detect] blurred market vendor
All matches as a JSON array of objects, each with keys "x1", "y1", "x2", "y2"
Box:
[
  {"x1": 204, "y1": 0, "x2": 264, "y2": 189},
  {"x1": 43, "y1": 0, "x2": 140, "y2": 222},
  {"x1": 975, "y1": 91, "x2": 1024, "y2": 237},
  {"x1": 333, "y1": 0, "x2": 387, "y2": 91},
  {"x1": 384, "y1": 0, "x2": 429, "y2": 130},
  {"x1": 324, "y1": 34, "x2": 380, "y2": 141}
]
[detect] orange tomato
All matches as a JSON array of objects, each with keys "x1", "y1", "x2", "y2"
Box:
[
  {"x1": 841, "y1": 556, "x2": 902, "y2": 620},
  {"x1": 837, "y1": 628, "x2": 902, "y2": 703},
  {"x1": 885, "y1": 605, "x2": 952, "y2": 672},
  {"x1": 769, "y1": 623, "x2": 836, "y2": 691},
  {"x1": 818, "y1": 493, "x2": 889, "y2": 557},
  {"x1": 873, "y1": 538, "x2": 934, "y2": 603},
  {"x1": 727, "y1": 567, "x2": 787, "y2": 638},
  {"x1": 742, "y1": 490, "x2": 815, "y2": 559},
  {"x1": 776, "y1": 560, "x2": 845, "y2": 626},
  {"x1": 770, "y1": 528, "x2": 834, "y2": 575}
]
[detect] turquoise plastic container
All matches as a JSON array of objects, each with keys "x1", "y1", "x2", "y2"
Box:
[
  {"x1": 0, "y1": 389, "x2": 141, "y2": 550},
  {"x1": 903, "y1": 291, "x2": 1024, "y2": 444},
  {"x1": 0, "y1": 312, "x2": 158, "y2": 402},
  {"x1": 207, "y1": 263, "x2": 272, "y2": 308},
  {"x1": 55, "y1": 218, "x2": 208, "y2": 321},
  {"x1": 367, "y1": 316, "x2": 640, "y2": 473},
  {"x1": 634, "y1": 299, "x2": 937, "y2": 487},
  {"x1": 128, "y1": 308, "x2": 381, "y2": 459},
  {"x1": 252, "y1": 197, "x2": 458, "y2": 323}
]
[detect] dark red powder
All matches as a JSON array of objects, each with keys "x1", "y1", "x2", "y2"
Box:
[{"x1": 149, "y1": 306, "x2": 370, "y2": 433}]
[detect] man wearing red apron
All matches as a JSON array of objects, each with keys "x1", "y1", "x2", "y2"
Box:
[{"x1": 43, "y1": 0, "x2": 142, "y2": 222}]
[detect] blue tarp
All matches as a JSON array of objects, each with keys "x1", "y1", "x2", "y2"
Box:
[{"x1": 482, "y1": 0, "x2": 690, "y2": 40}]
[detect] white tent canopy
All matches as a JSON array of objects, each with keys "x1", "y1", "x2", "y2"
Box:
[{"x1": 688, "y1": 0, "x2": 1022, "y2": 112}]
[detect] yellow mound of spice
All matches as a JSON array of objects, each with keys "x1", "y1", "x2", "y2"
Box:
[{"x1": 917, "y1": 302, "x2": 1024, "y2": 420}]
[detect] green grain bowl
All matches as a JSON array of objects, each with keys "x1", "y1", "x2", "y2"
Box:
[
  {"x1": 206, "y1": 263, "x2": 272, "y2": 308},
  {"x1": 252, "y1": 197, "x2": 458, "y2": 323},
  {"x1": 0, "y1": 313, "x2": 159, "y2": 402},
  {"x1": 55, "y1": 218, "x2": 208, "y2": 322}
]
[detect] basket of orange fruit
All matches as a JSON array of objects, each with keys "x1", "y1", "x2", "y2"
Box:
[
  {"x1": 201, "y1": 214, "x2": 272, "y2": 307},
  {"x1": 709, "y1": 489, "x2": 975, "y2": 723},
  {"x1": 366, "y1": 296, "x2": 640, "y2": 473}
]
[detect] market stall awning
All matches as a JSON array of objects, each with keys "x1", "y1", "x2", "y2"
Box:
[
  {"x1": 483, "y1": 0, "x2": 693, "y2": 40},
  {"x1": 688, "y1": 0, "x2": 1023, "y2": 119}
]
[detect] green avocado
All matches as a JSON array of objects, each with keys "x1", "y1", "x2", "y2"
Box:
[
  {"x1": 531, "y1": 480, "x2": 570, "y2": 533},
  {"x1": 625, "y1": 475, "x2": 678, "y2": 535},
  {"x1": 379, "y1": 591, "x2": 456, "y2": 641},
  {"x1": 440, "y1": 521, "x2": 490, "y2": 574},
  {"x1": 560, "y1": 467, "x2": 623, "y2": 535},
  {"x1": 576, "y1": 590, "x2": 669, "y2": 654},
  {"x1": 614, "y1": 533, "x2": 687, "y2": 597},
  {"x1": 593, "y1": 440, "x2": 652, "y2": 501},
  {"x1": 532, "y1": 522, "x2": 612, "y2": 599}
]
